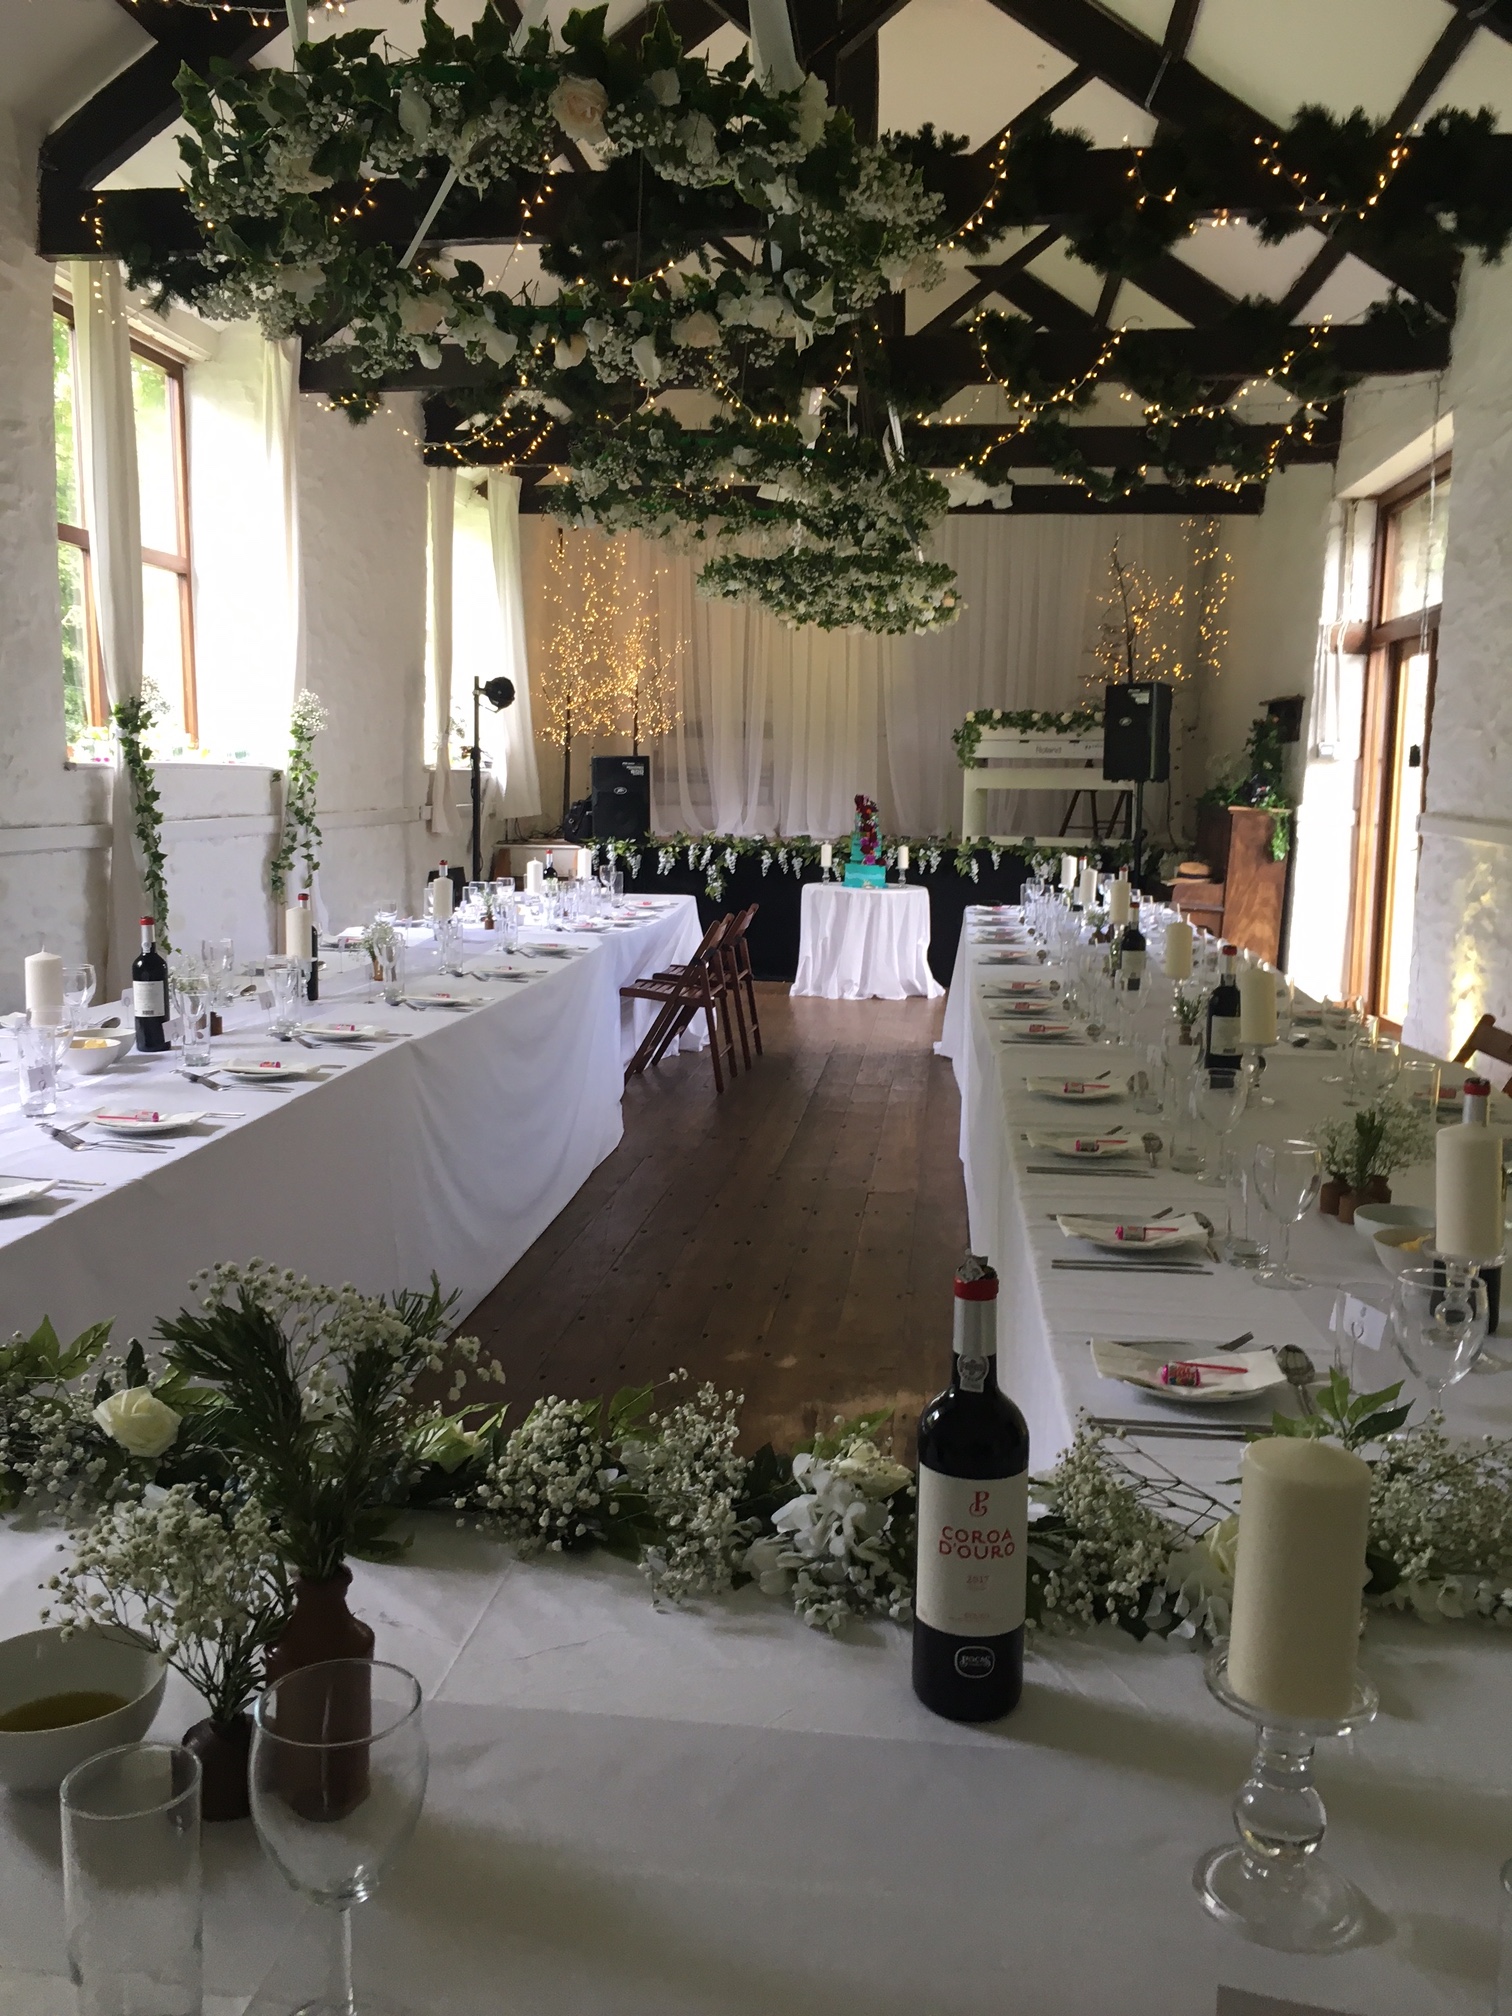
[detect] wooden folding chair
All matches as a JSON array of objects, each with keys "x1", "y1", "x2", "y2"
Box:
[
  {"x1": 622, "y1": 916, "x2": 738, "y2": 1091},
  {"x1": 1453, "y1": 1013, "x2": 1512, "y2": 1094},
  {"x1": 637, "y1": 911, "x2": 753, "y2": 1075},
  {"x1": 725, "y1": 905, "x2": 762, "y2": 1058}
]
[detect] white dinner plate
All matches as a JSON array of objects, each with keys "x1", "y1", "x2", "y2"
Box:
[
  {"x1": 0, "y1": 1179, "x2": 55, "y2": 1209},
  {"x1": 219, "y1": 1056, "x2": 323, "y2": 1080},
  {"x1": 293, "y1": 1022, "x2": 383, "y2": 1042},
  {"x1": 89, "y1": 1109, "x2": 208, "y2": 1136},
  {"x1": 989, "y1": 1001, "x2": 1063, "y2": 1018},
  {"x1": 405, "y1": 991, "x2": 484, "y2": 1008},
  {"x1": 1089, "y1": 1341, "x2": 1287, "y2": 1405},
  {"x1": 1057, "y1": 1212, "x2": 1208, "y2": 1253},
  {"x1": 999, "y1": 1022, "x2": 1076, "y2": 1041},
  {"x1": 983, "y1": 981, "x2": 1059, "y2": 997},
  {"x1": 1027, "y1": 1131, "x2": 1137, "y2": 1158},
  {"x1": 980, "y1": 952, "x2": 1042, "y2": 966},
  {"x1": 1025, "y1": 1076, "x2": 1121, "y2": 1101}
]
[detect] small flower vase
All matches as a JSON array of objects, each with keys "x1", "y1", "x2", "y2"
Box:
[
  {"x1": 264, "y1": 1565, "x2": 375, "y2": 1683},
  {"x1": 1319, "y1": 1177, "x2": 1345, "y2": 1217},
  {"x1": 1337, "y1": 1178, "x2": 1390, "y2": 1227},
  {"x1": 263, "y1": 1569, "x2": 374, "y2": 1820},
  {"x1": 181, "y1": 1713, "x2": 252, "y2": 1823}
]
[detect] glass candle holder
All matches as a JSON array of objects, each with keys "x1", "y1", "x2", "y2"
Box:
[{"x1": 1194, "y1": 1650, "x2": 1377, "y2": 1953}]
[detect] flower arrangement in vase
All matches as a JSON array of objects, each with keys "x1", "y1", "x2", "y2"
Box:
[
  {"x1": 851, "y1": 795, "x2": 881, "y2": 866},
  {"x1": 1315, "y1": 1098, "x2": 1434, "y2": 1222}
]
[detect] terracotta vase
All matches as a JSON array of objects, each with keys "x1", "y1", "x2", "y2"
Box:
[
  {"x1": 182, "y1": 1713, "x2": 252, "y2": 1822},
  {"x1": 1361, "y1": 1176, "x2": 1392, "y2": 1206},
  {"x1": 1319, "y1": 1178, "x2": 1344, "y2": 1218},
  {"x1": 1336, "y1": 1188, "x2": 1360, "y2": 1226},
  {"x1": 264, "y1": 1565, "x2": 375, "y2": 1684},
  {"x1": 263, "y1": 1568, "x2": 375, "y2": 1821}
]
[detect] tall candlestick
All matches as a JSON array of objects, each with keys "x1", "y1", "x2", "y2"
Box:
[
  {"x1": 1436, "y1": 1115, "x2": 1504, "y2": 1260},
  {"x1": 576, "y1": 847, "x2": 593, "y2": 882},
  {"x1": 1237, "y1": 962, "x2": 1278, "y2": 1046},
  {"x1": 1163, "y1": 918, "x2": 1193, "y2": 981},
  {"x1": 896, "y1": 844, "x2": 910, "y2": 872},
  {"x1": 1227, "y1": 1437, "x2": 1372, "y2": 1720},
  {"x1": 24, "y1": 951, "x2": 64, "y2": 1025},
  {"x1": 819, "y1": 843, "x2": 833, "y2": 870},
  {"x1": 285, "y1": 903, "x2": 313, "y2": 961},
  {"x1": 1108, "y1": 877, "x2": 1131, "y2": 927},
  {"x1": 525, "y1": 859, "x2": 545, "y2": 898}
]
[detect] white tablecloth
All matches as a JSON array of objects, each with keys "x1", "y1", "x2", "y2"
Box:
[
  {"x1": 790, "y1": 882, "x2": 942, "y2": 1001},
  {"x1": 0, "y1": 899, "x2": 701, "y2": 1342}
]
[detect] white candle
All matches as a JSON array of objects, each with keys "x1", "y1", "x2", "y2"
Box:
[
  {"x1": 1108, "y1": 877, "x2": 1131, "y2": 927},
  {"x1": 1078, "y1": 865, "x2": 1097, "y2": 910},
  {"x1": 525, "y1": 859, "x2": 545, "y2": 897},
  {"x1": 820, "y1": 843, "x2": 833, "y2": 870},
  {"x1": 1227, "y1": 1437, "x2": 1372, "y2": 1720},
  {"x1": 1163, "y1": 918, "x2": 1193, "y2": 980},
  {"x1": 24, "y1": 951, "x2": 64, "y2": 1024},
  {"x1": 576, "y1": 847, "x2": 593, "y2": 881},
  {"x1": 285, "y1": 904, "x2": 313, "y2": 960},
  {"x1": 1237, "y1": 962, "x2": 1278, "y2": 1046},
  {"x1": 430, "y1": 869, "x2": 454, "y2": 919},
  {"x1": 897, "y1": 844, "x2": 910, "y2": 871},
  {"x1": 1060, "y1": 853, "x2": 1077, "y2": 891},
  {"x1": 1436, "y1": 1121, "x2": 1504, "y2": 1260}
]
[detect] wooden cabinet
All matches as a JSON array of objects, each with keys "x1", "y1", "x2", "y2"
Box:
[{"x1": 1171, "y1": 807, "x2": 1288, "y2": 965}]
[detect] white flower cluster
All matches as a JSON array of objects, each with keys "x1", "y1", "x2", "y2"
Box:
[
  {"x1": 743, "y1": 1437, "x2": 914, "y2": 1634},
  {"x1": 626, "y1": 1378, "x2": 749, "y2": 1605},
  {"x1": 471, "y1": 1396, "x2": 618, "y2": 1552},
  {"x1": 1368, "y1": 1418, "x2": 1512, "y2": 1623}
]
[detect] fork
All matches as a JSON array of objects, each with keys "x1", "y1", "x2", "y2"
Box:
[{"x1": 38, "y1": 1123, "x2": 166, "y2": 1156}]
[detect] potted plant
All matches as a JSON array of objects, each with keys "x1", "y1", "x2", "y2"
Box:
[
  {"x1": 158, "y1": 1263, "x2": 502, "y2": 1677},
  {"x1": 1315, "y1": 1100, "x2": 1433, "y2": 1223},
  {"x1": 44, "y1": 1484, "x2": 290, "y2": 1821}
]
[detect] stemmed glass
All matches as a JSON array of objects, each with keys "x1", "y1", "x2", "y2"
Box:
[
  {"x1": 1253, "y1": 1139, "x2": 1324, "y2": 1289},
  {"x1": 251, "y1": 1660, "x2": 428, "y2": 2016},
  {"x1": 62, "y1": 964, "x2": 97, "y2": 1030},
  {"x1": 1389, "y1": 1265, "x2": 1489, "y2": 1401},
  {"x1": 1196, "y1": 1066, "x2": 1246, "y2": 1187},
  {"x1": 1347, "y1": 1029, "x2": 1401, "y2": 1106}
]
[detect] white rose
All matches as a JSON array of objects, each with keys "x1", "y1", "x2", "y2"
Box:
[
  {"x1": 273, "y1": 151, "x2": 332, "y2": 194},
  {"x1": 398, "y1": 84, "x2": 433, "y2": 142},
  {"x1": 675, "y1": 111, "x2": 718, "y2": 168},
  {"x1": 399, "y1": 293, "x2": 449, "y2": 334},
  {"x1": 554, "y1": 332, "x2": 588, "y2": 369},
  {"x1": 647, "y1": 67, "x2": 681, "y2": 107},
  {"x1": 478, "y1": 322, "x2": 518, "y2": 366},
  {"x1": 1202, "y1": 1513, "x2": 1240, "y2": 1582},
  {"x1": 93, "y1": 1388, "x2": 181, "y2": 1460},
  {"x1": 671, "y1": 310, "x2": 720, "y2": 348},
  {"x1": 795, "y1": 73, "x2": 829, "y2": 149},
  {"x1": 549, "y1": 75, "x2": 609, "y2": 145},
  {"x1": 630, "y1": 333, "x2": 662, "y2": 384}
]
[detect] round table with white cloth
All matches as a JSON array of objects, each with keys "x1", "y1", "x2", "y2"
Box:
[{"x1": 790, "y1": 882, "x2": 943, "y2": 1001}]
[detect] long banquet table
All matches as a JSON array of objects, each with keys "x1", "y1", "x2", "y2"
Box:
[
  {"x1": 0, "y1": 903, "x2": 1510, "y2": 2016},
  {"x1": 0, "y1": 898, "x2": 702, "y2": 1344}
]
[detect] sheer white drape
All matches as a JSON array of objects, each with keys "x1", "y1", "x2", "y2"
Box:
[
  {"x1": 487, "y1": 473, "x2": 542, "y2": 820},
  {"x1": 519, "y1": 514, "x2": 1199, "y2": 839},
  {"x1": 71, "y1": 260, "x2": 147, "y2": 989},
  {"x1": 426, "y1": 468, "x2": 457, "y2": 840}
]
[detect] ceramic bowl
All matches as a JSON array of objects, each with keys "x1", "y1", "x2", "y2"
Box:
[
  {"x1": 0, "y1": 1628, "x2": 165, "y2": 1792},
  {"x1": 1373, "y1": 1223, "x2": 1436, "y2": 1278},
  {"x1": 1352, "y1": 1201, "x2": 1435, "y2": 1246},
  {"x1": 67, "y1": 1032, "x2": 133, "y2": 1076}
]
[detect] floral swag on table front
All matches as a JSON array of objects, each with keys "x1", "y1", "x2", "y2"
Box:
[{"x1": 589, "y1": 831, "x2": 1026, "y2": 899}]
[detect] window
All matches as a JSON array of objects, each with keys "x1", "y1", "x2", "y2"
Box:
[
  {"x1": 53, "y1": 306, "x2": 198, "y2": 761},
  {"x1": 1348, "y1": 462, "x2": 1450, "y2": 1027}
]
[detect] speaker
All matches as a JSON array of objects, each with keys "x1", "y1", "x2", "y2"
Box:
[
  {"x1": 1102, "y1": 681, "x2": 1172, "y2": 783},
  {"x1": 590, "y1": 755, "x2": 651, "y2": 841}
]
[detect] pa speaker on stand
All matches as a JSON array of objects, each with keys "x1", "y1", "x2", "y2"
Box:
[
  {"x1": 590, "y1": 755, "x2": 651, "y2": 842},
  {"x1": 1102, "y1": 682, "x2": 1172, "y2": 885}
]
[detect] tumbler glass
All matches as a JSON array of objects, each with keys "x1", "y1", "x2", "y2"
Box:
[
  {"x1": 18, "y1": 1020, "x2": 65, "y2": 1117},
  {"x1": 1399, "y1": 1056, "x2": 1442, "y2": 1125},
  {"x1": 264, "y1": 955, "x2": 301, "y2": 1037},
  {"x1": 62, "y1": 1741, "x2": 202, "y2": 2016},
  {"x1": 171, "y1": 974, "x2": 213, "y2": 1071}
]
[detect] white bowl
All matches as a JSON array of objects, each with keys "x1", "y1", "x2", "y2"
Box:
[
  {"x1": 1373, "y1": 1223, "x2": 1436, "y2": 1278},
  {"x1": 67, "y1": 1033, "x2": 133, "y2": 1076},
  {"x1": 1352, "y1": 1201, "x2": 1435, "y2": 1246},
  {"x1": 0, "y1": 1629, "x2": 165, "y2": 1792}
]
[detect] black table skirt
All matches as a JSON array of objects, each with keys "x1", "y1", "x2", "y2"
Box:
[{"x1": 620, "y1": 851, "x2": 1030, "y2": 987}]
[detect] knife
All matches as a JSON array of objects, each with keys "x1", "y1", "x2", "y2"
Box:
[
  {"x1": 1087, "y1": 1417, "x2": 1252, "y2": 1441},
  {"x1": 1052, "y1": 1259, "x2": 1211, "y2": 1275},
  {"x1": 1025, "y1": 1165, "x2": 1153, "y2": 1177}
]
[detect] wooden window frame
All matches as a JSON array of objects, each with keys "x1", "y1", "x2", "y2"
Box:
[{"x1": 53, "y1": 302, "x2": 198, "y2": 743}]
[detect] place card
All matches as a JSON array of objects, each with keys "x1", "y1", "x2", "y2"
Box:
[{"x1": 1331, "y1": 1292, "x2": 1388, "y2": 1353}]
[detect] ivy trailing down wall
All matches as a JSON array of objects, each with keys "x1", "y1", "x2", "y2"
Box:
[
  {"x1": 268, "y1": 691, "x2": 328, "y2": 906},
  {"x1": 112, "y1": 695, "x2": 170, "y2": 950}
]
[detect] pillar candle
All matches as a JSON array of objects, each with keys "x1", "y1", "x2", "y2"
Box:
[
  {"x1": 1060, "y1": 853, "x2": 1077, "y2": 891},
  {"x1": 525, "y1": 859, "x2": 545, "y2": 898},
  {"x1": 1237, "y1": 962, "x2": 1278, "y2": 1045},
  {"x1": 897, "y1": 844, "x2": 910, "y2": 872},
  {"x1": 285, "y1": 904, "x2": 313, "y2": 960},
  {"x1": 576, "y1": 847, "x2": 593, "y2": 881},
  {"x1": 430, "y1": 871, "x2": 454, "y2": 919},
  {"x1": 1078, "y1": 864, "x2": 1099, "y2": 909},
  {"x1": 1436, "y1": 1122, "x2": 1504, "y2": 1260},
  {"x1": 1227, "y1": 1437, "x2": 1372, "y2": 1720},
  {"x1": 1108, "y1": 877, "x2": 1131, "y2": 927},
  {"x1": 1163, "y1": 918, "x2": 1193, "y2": 980},
  {"x1": 819, "y1": 843, "x2": 833, "y2": 870},
  {"x1": 24, "y1": 951, "x2": 64, "y2": 1024}
]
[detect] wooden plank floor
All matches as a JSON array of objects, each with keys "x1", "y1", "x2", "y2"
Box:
[{"x1": 461, "y1": 985, "x2": 967, "y2": 1456}]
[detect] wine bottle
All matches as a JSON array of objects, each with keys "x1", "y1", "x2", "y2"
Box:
[
  {"x1": 912, "y1": 1257, "x2": 1030, "y2": 1722},
  {"x1": 294, "y1": 892, "x2": 320, "y2": 1002},
  {"x1": 1118, "y1": 898, "x2": 1146, "y2": 991},
  {"x1": 131, "y1": 917, "x2": 169, "y2": 1052},
  {"x1": 1205, "y1": 943, "x2": 1243, "y2": 1070},
  {"x1": 1461, "y1": 1077, "x2": 1504, "y2": 1331}
]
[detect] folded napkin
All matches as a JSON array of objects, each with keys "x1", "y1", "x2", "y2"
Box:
[
  {"x1": 1058, "y1": 1211, "x2": 1207, "y2": 1249},
  {"x1": 1089, "y1": 1339, "x2": 1285, "y2": 1397}
]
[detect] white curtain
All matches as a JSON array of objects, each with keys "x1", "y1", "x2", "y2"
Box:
[
  {"x1": 1310, "y1": 498, "x2": 1371, "y2": 762},
  {"x1": 426, "y1": 468, "x2": 457, "y2": 840},
  {"x1": 71, "y1": 260, "x2": 147, "y2": 992},
  {"x1": 487, "y1": 473, "x2": 542, "y2": 820}
]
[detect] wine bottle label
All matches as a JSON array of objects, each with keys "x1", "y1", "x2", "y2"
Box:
[
  {"x1": 1208, "y1": 1013, "x2": 1242, "y2": 1055},
  {"x1": 1122, "y1": 949, "x2": 1146, "y2": 982},
  {"x1": 133, "y1": 981, "x2": 166, "y2": 1018},
  {"x1": 915, "y1": 1468, "x2": 1028, "y2": 1637}
]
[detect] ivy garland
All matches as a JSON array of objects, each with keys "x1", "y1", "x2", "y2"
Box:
[
  {"x1": 269, "y1": 690, "x2": 328, "y2": 906},
  {"x1": 111, "y1": 695, "x2": 171, "y2": 952},
  {"x1": 952, "y1": 707, "x2": 1102, "y2": 768}
]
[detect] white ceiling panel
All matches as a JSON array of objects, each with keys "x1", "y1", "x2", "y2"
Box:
[
  {"x1": 1026, "y1": 238, "x2": 1108, "y2": 315},
  {"x1": 1298, "y1": 251, "x2": 1396, "y2": 324},
  {"x1": 1169, "y1": 219, "x2": 1329, "y2": 302},
  {"x1": 1187, "y1": 0, "x2": 1454, "y2": 124},
  {"x1": 1425, "y1": 29, "x2": 1512, "y2": 126},
  {"x1": 1052, "y1": 76, "x2": 1158, "y2": 148},
  {"x1": 2, "y1": 0, "x2": 149, "y2": 128},
  {"x1": 1115, "y1": 281, "x2": 1190, "y2": 331},
  {"x1": 1086, "y1": 0, "x2": 1174, "y2": 43},
  {"x1": 879, "y1": 0, "x2": 1076, "y2": 148}
]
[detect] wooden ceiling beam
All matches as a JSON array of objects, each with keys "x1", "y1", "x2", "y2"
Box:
[{"x1": 1442, "y1": 0, "x2": 1512, "y2": 45}]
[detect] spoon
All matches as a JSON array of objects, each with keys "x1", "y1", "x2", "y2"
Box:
[{"x1": 1276, "y1": 1342, "x2": 1317, "y2": 1416}]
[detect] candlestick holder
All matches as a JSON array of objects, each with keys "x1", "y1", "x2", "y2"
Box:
[{"x1": 1194, "y1": 1649, "x2": 1376, "y2": 1953}]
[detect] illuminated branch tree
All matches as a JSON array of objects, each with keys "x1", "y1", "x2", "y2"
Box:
[{"x1": 1087, "y1": 523, "x2": 1232, "y2": 693}]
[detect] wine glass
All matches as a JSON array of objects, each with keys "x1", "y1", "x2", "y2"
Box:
[
  {"x1": 264, "y1": 955, "x2": 301, "y2": 1038},
  {"x1": 1252, "y1": 1139, "x2": 1324, "y2": 1289},
  {"x1": 61, "y1": 964, "x2": 97, "y2": 1030},
  {"x1": 1348, "y1": 1031, "x2": 1401, "y2": 1106},
  {"x1": 251, "y1": 1660, "x2": 427, "y2": 2016},
  {"x1": 1389, "y1": 1265, "x2": 1489, "y2": 1401},
  {"x1": 1196, "y1": 1066, "x2": 1246, "y2": 1187}
]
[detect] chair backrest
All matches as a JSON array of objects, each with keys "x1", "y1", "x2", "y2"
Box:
[
  {"x1": 687, "y1": 913, "x2": 732, "y2": 975},
  {"x1": 1453, "y1": 1012, "x2": 1512, "y2": 1092}
]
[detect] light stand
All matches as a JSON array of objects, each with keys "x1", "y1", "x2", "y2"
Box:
[{"x1": 468, "y1": 676, "x2": 517, "y2": 883}]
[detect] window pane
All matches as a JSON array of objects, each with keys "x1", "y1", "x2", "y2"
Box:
[
  {"x1": 132, "y1": 354, "x2": 181, "y2": 556},
  {"x1": 54, "y1": 315, "x2": 80, "y2": 527},
  {"x1": 142, "y1": 563, "x2": 189, "y2": 749},
  {"x1": 1382, "y1": 477, "x2": 1450, "y2": 620},
  {"x1": 59, "y1": 542, "x2": 91, "y2": 747}
]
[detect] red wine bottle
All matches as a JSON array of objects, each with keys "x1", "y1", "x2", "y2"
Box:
[
  {"x1": 912, "y1": 1257, "x2": 1030, "y2": 1722},
  {"x1": 1205, "y1": 942, "x2": 1243, "y2": 1070},
  {"x1": 132, "y1": 917, "x2": 169, "y2": 1052},
  {"x1": 1118, "y1": 899, "x2": 1146, "y2": 990}
]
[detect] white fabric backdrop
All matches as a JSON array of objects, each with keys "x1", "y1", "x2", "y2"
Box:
[
  {"x1": 487, "y1": 472, "x2": 543, "y2": 820},
  {"x1": 426, "y1": 467, "x2": 457, "y2": 842},
  {"x1": 520, "y1": 514, "x2": 1201, "y2": 839},
  {"x1": 71, "y1": 260, "x2": 147, "y2": 993}
]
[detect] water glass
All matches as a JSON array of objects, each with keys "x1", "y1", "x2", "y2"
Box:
[
  {"x1": 171, "y1": 974, "x2": 213, "y2": 1071},
  {"x1": 1196, "y1": 1066, "x2": 1246, "y2": 1187},
  {"x1": 62, "y1": 1742, "x2": 202, "y2": 2016},
  {"x1": 1348, "y1": 1031, "x2": 1401, "y2": 1105},
  {"x1": 1222, "y1": 1157, "x2": 1267, "y2": 1268},
  {"x1": 435, "y1": 914, "x2": 461, "y2": 969},
  {"x1": 1390, "y1": 1264, "x2": 1489, "y2": 1399},
  {"x1": 18, "y1": 1020, "x2": 65, "y2": 1116},
  {"x1": 1253, "y1": 1139, "x2": 1324, "y2": 1289},
  {"x1": 375, "y1": 934, "x2": 406, "y2": 1005},
  {"x1": 1399, "y1": 1056, "x2": 1442, "y2": 1123},
  {"x1": 251, "y1": 1661, "x2": 427, "y2": 2016},
  {"x1": 264, "y1": 955, "x2": 301, "y2": 1037},
  {"x1": 62, "y1": 964, "x2": 97, "y2": 1029}
]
